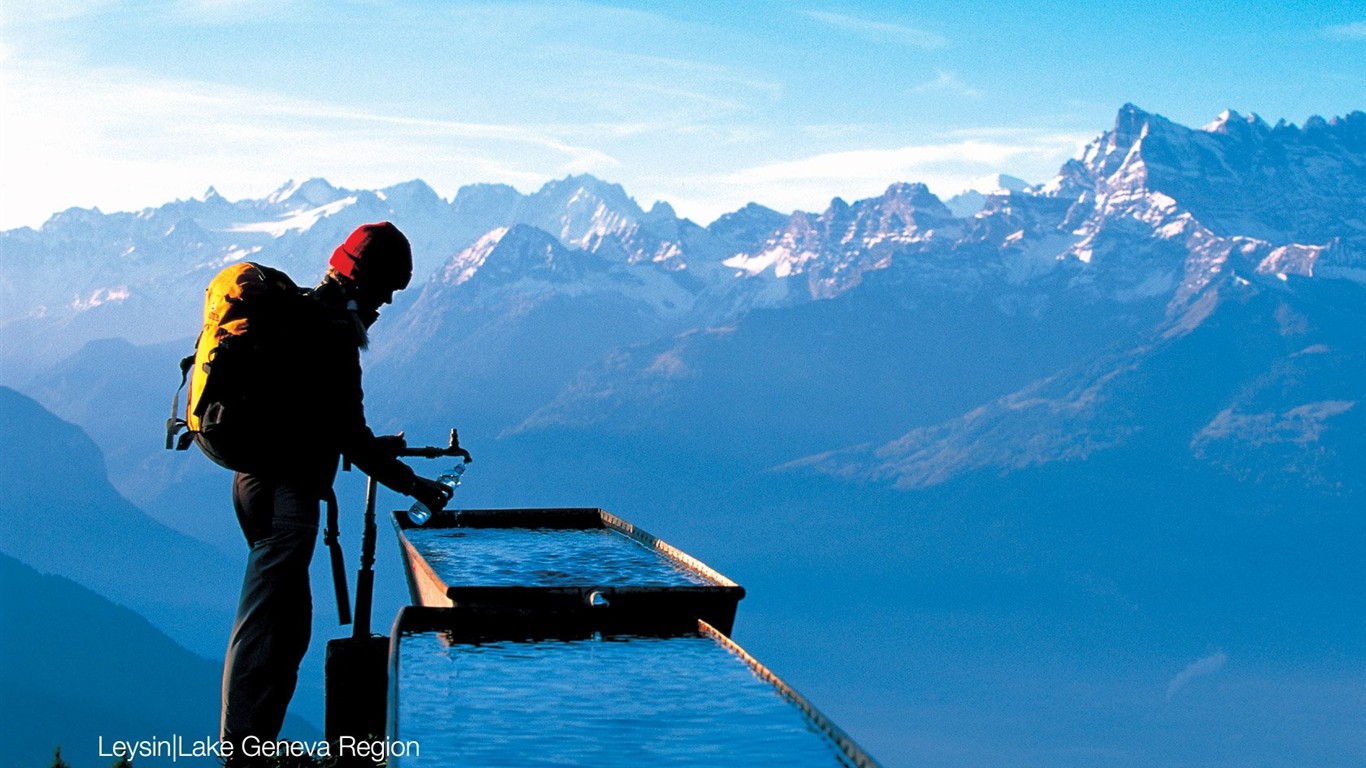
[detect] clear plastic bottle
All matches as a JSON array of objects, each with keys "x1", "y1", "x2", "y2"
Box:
[{"x1": 407, "y1": 461, "x2": 467, "y2": 526}]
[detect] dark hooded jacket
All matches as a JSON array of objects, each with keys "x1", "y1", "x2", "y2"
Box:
[{"x1": 243, "y1": 283, "x2": 415, "y2": 496}]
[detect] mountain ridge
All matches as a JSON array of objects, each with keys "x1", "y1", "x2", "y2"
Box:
[
  {"x1": 0, "y1": 386, "x2": 240, "y2": 659},
  {"x1": 6, "y1": 104, "x2": 1362, "y2": 376},
  {"x1": 0, "y1": 552, "x2": 318, "y2": 768}
]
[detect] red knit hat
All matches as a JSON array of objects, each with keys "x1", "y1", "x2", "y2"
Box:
[{"x1": 329, "y1": 222, "x2": 413, "y2": 290}]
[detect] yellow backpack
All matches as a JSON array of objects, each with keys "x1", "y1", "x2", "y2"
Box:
[{"x1": 166, "y1": 261, "x2": 304, "y2": 470}]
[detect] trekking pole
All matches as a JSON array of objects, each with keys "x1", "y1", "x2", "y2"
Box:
[
  {"x1": 352, "y1": 474, "x2": 380, "y2": 639},
  {"x1": 325, "y1": 490, "x2": 352, "y2": 626}
]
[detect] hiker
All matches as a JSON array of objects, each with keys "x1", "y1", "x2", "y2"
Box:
[{"x1": 219, "y1": 222, "x2": 452, "y2": 754}]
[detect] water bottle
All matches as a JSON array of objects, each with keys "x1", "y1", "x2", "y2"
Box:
[{"x1": 407, "y1": 461, "x2": 467, "y2": 526}]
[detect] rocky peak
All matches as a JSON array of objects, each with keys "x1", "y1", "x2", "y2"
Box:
[
  {"x1": 523, "y1": 174, "x2": 645, "y2": 250},
  {"x1": 645, "y1": 200, "x2": 677, "y2": 221},
  {"x1": 379, "y1": 179, "x2": 443, "y2": 210},
  {"x1": 451, "y1": 183, "x2": 522, "y2": 213},
  {"x1": 877, "y1": 182, "x2": 955, "y2": 222},
  {"x1": 438, "y1": 224, "x2": 576, "y2": 288},
  {"x1": 800, "y1": 183, "x2": 953, "y2": 240},
  {"x1": 40, "y1": 206, "x2": 114, "y2": 234},
  {"x1": 534, "y1": 174, "x2": 641, "y2": 218},
  {"x1": 265, "y1": 177, "x2": 346, "y2": 208},
  {"x1": 708, "y1": 203, "x2": 788, "y2": 252},
  {"x1": 1203, "y1": 109, "x2": 1272, "y2": 138}
]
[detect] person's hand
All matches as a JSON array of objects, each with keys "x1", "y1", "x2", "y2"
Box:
[
  {"x1": 410, "y1": 475, "x2": 453, "y2": 512},
  {"x1": 375, "y1": 431, "x2": 407, "y2": 457}
]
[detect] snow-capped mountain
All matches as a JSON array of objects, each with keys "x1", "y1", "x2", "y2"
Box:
[
  {"x1": 0, "y1": 177, "x2": 461, "y2": 371},
  {"x1": 495, "y1": 105, "x2": 1365, "y2": 496},
  {"x1": 3, "y1": 104, "x2": 1362, "y2": 494},
  {"x1": 1055, "y1": 106, "x2": 1366, "y2": 249},
  {"x1": 1040, "y1": 105, "x2": 1366, "y2": 301},
  {"x1": 365, "y1": 223, "x2": 705, "y2": 428},
  {"x1": 722, "y1": 182, "x2": 961, "y2": 300},
  {"x1": 6, "y1": 104, "x2": 1361, "y2": 378},
  {"x1": 0, "y1": 173, "x2": 738, "y2": 372},
  {"x1": 441, "y1": 172, "x2": 784, "y2": 287}
]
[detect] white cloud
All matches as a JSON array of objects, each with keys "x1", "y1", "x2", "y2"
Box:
[
  {"x1": 803, "y1": 10, "x2": 947, "y2": 49},
  {"x1": 635, "y1": 130, "x2": 1083, "y2": 226},
  {"x1": 912, "y1": 69, "x2": 983, "y2": 98},
  {"x1": 163, "y1": 0, "x2": 311, "y2": 24},
  {"x1": 561, "y1": 47, "x2": 784, "y2": 99},
  {"x1": 0, "y1": 45, "x2": 1095, "y2": 232},
  {"x1": 2, "y1": 46, "x2": 1092, "y2": 230},
  {"x1": 524, "y1": 43, "x2": 783, "y2": 123},
  {"x1": 1166, "y1": 651, "x2": 1228, "y2": 699},
  {"x1": 723, "y1": 136, "x2": 1071, "y2": 186},
  {"x1": 0, "y1": 4, "x2": 1097, "y2": 233},
  {"x1": 1321, "y1": 21, "x2": 1366, "y2": 40},
  {"x1": 0, "y1": 0, "x2": 117, "y2": 25},
  {"x1": 0, "y1": 57, "x2": 621, "y2": 228}
]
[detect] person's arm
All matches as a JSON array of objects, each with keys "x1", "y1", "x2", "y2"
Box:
[
  {"x1": 345, "y1": 418, "x2": 452, "y2": 512},
  {"x1": 334, "y1": 347, "x2": 418, "y2": 493}
]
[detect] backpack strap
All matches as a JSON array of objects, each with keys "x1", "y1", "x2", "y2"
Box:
[
  {"x1": 323, "y1": 488, "x2": 352, "y2": 626},
  {"x1": 165, "y1": 353, "x2": 195, "y2": 450}
]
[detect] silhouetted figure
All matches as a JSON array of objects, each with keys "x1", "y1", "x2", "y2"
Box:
[{"x1": 220, "y1": 222, "x2": 451, "y2": 761}]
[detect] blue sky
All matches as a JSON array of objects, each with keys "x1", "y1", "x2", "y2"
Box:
[{"x1": 1, "y1": 0, "x2": 1362, "y2": 229}]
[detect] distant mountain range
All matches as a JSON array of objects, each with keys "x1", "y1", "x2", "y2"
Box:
[
  {"x1": 0, "y1": 387, "x2": 338, "y2": 741},
  {"x1": 0, "y1": 387, "x2": 239, "y2": 658},
  {"x1": 8, "y1": 105, "x2": 1358, "y2": 376},
  {"x1": 2, "y1": 104, "x2": 1363, "y2": 765}
]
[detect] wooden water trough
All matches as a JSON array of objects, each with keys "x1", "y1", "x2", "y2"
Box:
[{"x1": 391, "y1": 507, "x2": 746, "y2": 635}]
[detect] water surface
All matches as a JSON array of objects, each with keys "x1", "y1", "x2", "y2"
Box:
[
  {"x1": 404, "y1": 527, "x2": 712, "y2": 587},
  {"x1": 395, "y1": 631, "x2": 859, "y2": 767}
]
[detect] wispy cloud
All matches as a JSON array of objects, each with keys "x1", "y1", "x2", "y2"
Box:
[
  {"x1": 1166, "y1": 651, "x2": 1228, "y2": 699},
  {"x1": 723, "y1": 137, "x2": 1069, "y2": 186},
  {"x1": 0, "y1": 58, "x2": 620, "y2": 228},
  {"x1": 633, "y1": 129, "x2": 1082, "y2": 225},
  {"x1": 912, "y1": 69, "x2": 982, "y2": 98},
  {"x1": 561, "y1": 47, "x2": 784, "y2": 98},
  {"x1": 940, "y1": 126, "x2": 1093, "y2": 141},
  {"x1": 0, "y1": 0, "x2": 116, "y2": 24},
  {"x1": 1321, "y1": 20, "x2": 1366, "y2": 40},
  {"x1": 536, "y1": 44, "x2": 784, "y2": 117},
  {"x1": 0, "y1": 0, "x2": 296, "y2": 26},
  {"x1": 164, "y1": 0, "x2": 315, "y2": 24},
  {"x1": 803, "y1": 10, "x2": 947, "y2": 49}
]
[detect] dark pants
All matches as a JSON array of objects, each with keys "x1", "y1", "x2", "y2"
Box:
[{"x1": 221, "y1": 473, "x2": 320, "y2": 749}]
